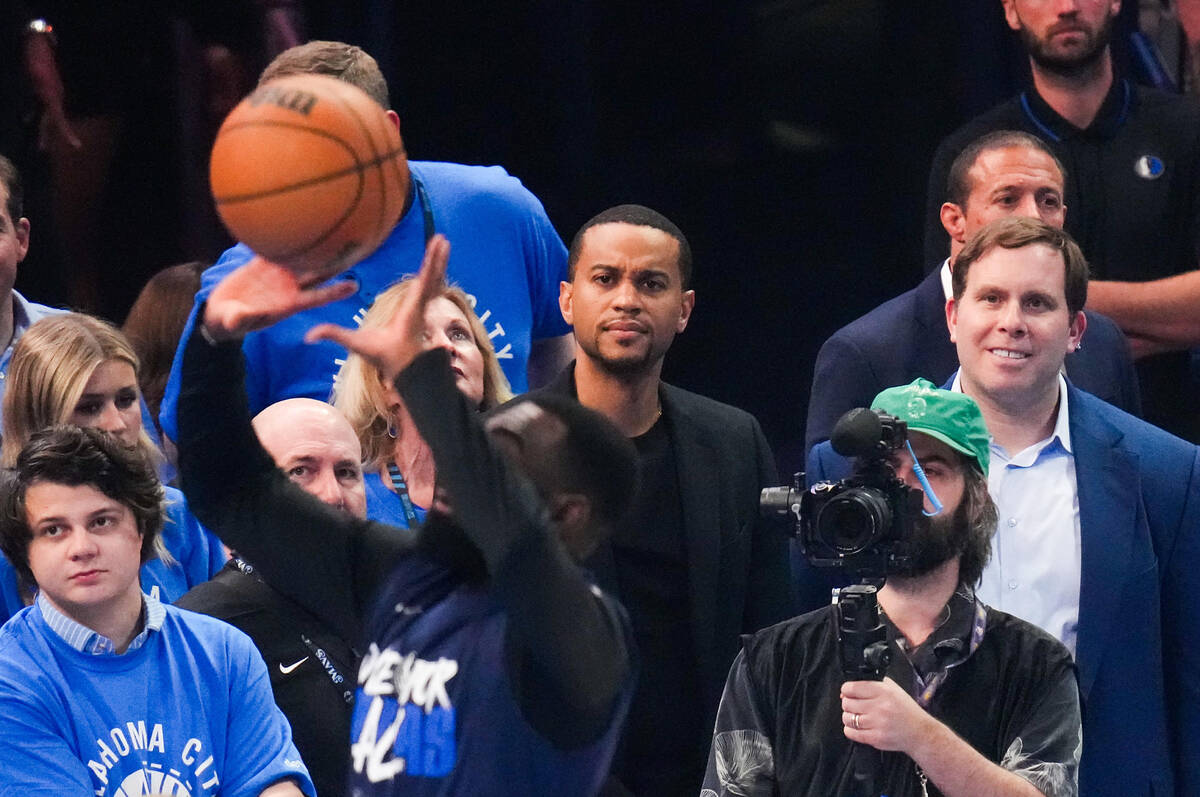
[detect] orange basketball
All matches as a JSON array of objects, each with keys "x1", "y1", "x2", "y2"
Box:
[{"x1": 210, "y1": 74, "x2": 408, "y2": 279}]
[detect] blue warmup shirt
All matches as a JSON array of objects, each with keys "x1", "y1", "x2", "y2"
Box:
[
  {"x1": 0, "y1": 485, "x2": 225, "y2": 623},
  {"x1": 158, "y1": 161, "x2": 570, "y2": 441},
  {"x1": 0, "y1": 601, "x2": 314, "y2": 796},
  {"x1": 349, "y1": 553, "x2": 632, "y2": 796}
]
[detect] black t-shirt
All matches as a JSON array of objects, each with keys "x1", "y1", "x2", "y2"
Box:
[{"x1": 606, "y1": 417, "x2": 704, "y2": 797}]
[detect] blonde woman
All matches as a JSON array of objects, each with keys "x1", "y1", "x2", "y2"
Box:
[
  {"x1": 0, "y1": 313, "x2": 224, "y2": 619},
  {"x1": 335, "y1": 279, "x2": 512, "y2": 525}
]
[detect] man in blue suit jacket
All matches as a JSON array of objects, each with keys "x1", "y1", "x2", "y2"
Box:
[
  {"x1": 806, "y1": 217, "x2": 1200, "y2": 796},
  {"x1": 805, "y1": 130, "x2": 1140, "y2": 455}
]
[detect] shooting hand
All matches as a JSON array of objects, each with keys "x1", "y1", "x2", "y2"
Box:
[
  {"x1": 203, "y1": 255, "x2": 357, "y2": 341},
  {"x1": 306, "y1": 234, "x2": 450, "y2": 383},
  {"x1": 840, "y1": 677, "x2": 934, "y2": 755}
]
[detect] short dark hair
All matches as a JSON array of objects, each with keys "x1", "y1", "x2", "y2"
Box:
[
  {"x1": 945, "y1": 130, "x2": 1066, "y2": 209},
  {"x1": 567, "y1": 204, "x2": 693, "y2": 289},
  {"x1": 0, "y1": 154, "x2": 24, "y2": 224},
  {"x1": 259, "y1": 40, "x2": 390, "y2": 109},
  {"x1": 0, "y1": 426, "x2": 165, "y2": 588},
  {"x1": 952, "y1": 216, "x2": 1089, "y2": 316},
  {"x1": 494, "y1": 392, "x2": 638, "y2": 532}
]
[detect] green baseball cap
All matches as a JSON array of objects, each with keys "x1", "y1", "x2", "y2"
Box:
[{"x1": 871, "y1": 378, "x2": 991, "y2": 476}]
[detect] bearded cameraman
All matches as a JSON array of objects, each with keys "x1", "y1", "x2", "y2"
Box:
[{"x1": 701, "y1": 380, "x2": 1081, "y2": 797}]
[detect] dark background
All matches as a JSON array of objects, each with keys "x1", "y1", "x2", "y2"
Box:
[{"x1": 6, "y1": 0, "x2": 1116, "y2": 470}]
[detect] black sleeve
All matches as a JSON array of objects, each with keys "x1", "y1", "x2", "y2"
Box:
[
  {"x1": 396, "y1": 349, "x2": 632, "y2": 748},
  {"x1": 701, "y1": 649, "x2": 778, "y2": 797},
  {"x1": 176, "y1": 316, "x2": 416, "y2": 643}
]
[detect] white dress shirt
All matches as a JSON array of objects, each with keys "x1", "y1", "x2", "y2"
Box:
[{"x1": 952, "y1": 372, "x2": 1082, "y2": 655}]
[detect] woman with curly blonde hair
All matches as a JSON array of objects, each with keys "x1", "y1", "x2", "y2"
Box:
[
  {"x1": 334, "y1": 278, "x2": 512, "y2": 525},
  {"x1": 0, "y1": 313, "x2": 224, "y2": 619}
]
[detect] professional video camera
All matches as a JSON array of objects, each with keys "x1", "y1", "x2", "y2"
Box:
[
  {"x1": 760, "y1": 407, "x2": 926, "y2": 579},
  {"x1": 761, "y1": 406, "x2": 931, "y2": 796}
]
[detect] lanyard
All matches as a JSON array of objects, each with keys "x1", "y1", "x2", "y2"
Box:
[
  {"x1": 387, "y1": 461, "x2": 422, "y2": 528},
  {"x1": 231, "y1": 557, "x2": 355, "y2": 702},
  {"x1": 383, "y1": 176, "x2": 429, "y2": 532},
  {"x1": 413, "y1": 177, "x2": 435, "y2": 243},
  {"x1": 912, "y1": 599, "x2": 987, "y2": 709},
  {"x1": 298, "y1": 633, "x2": 354, "y2": 705}
]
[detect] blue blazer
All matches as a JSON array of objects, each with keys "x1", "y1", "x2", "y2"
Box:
[
  {"x1": 804, "y1": 268, "x2": 1142, "y2": 454},
  {"x1": 804, "y1": 381, "x2": 1200, "y2": 796}
]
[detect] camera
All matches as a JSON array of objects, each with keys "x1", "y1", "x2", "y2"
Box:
[{"x1": 760, "y1": 408, "x2": 925, "y2": 578}]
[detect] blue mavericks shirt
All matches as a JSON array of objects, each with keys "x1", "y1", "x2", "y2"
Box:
[{"x1": 348, "y1": 553, "x2": 629, "y2": 796}]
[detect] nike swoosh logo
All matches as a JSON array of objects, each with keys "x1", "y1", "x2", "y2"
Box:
[{"x1": 278, "y1": 657, "x2": 309, "y2": 675}]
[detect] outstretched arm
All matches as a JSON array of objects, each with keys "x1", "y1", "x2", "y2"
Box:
[
  {"x1": 177, "y1": 257, "x2": 414, "y2": 641},
  {"x1": 311, "y1": 235, "x2": 633, "y2": 747}
]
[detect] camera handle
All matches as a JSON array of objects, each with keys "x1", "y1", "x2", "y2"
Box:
[{"x1": 836, "y1": 583, "x2": 891, "y2": 797}]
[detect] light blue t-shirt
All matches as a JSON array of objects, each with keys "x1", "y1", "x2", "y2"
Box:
[
  {"x1": 0, "y1": 600, "x2": 314, "y2": 796},
  {"x1": 158, "y1": 161, "x2": 570, "y2": 441}
]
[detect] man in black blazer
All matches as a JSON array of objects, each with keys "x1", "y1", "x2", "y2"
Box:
[
  {"x1": 805, "y1": 129, "x2": 1140, "y2": 454},
  {"x1": 541, "y1": 204, "x2": 792, "y2": 797}
]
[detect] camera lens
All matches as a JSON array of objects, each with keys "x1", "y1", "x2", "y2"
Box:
[
  {"x1": 815, "y1": 488, "x2": 892, "y2": 554},
  {"x1": 759, "y1": 486, "x2": 798, "y2": 520}
]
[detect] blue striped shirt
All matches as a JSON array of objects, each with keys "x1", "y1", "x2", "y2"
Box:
[{"x1": 37, "y1": 590, "x2": 165, "y2": 655}]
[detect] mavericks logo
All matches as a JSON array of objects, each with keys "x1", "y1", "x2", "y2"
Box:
[
  {"x1": 350, "y1": 644, "x2": 459, "y2": 782},
  {"x1": 1134, "y1": 154, "x2": 1165, "y2": 180}
]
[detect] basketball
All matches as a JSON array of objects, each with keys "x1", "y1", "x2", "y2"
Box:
[{"x1": 210, "y1": 74, "x2": 408, "y2": 279}]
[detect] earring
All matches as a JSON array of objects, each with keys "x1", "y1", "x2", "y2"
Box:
[{"x1": 387, "y1": 407, "x2": 399, "y2": 439}]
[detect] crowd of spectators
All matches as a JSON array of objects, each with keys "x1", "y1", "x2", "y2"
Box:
[{"x1": 0, "y1": 2, "x2": 1199, "y2": 796}]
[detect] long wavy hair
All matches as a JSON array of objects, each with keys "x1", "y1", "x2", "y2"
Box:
[
  {"x1": 333, "y1": 279, "x2": 513, "y2": 469},
  {"x1": 2, "y1": 313, "x2": 160, "y2": 469}
]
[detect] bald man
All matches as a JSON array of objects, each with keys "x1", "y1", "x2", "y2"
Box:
[
  {"x1": 177, "y1": 398, "x2": 366, "y2": 797},
  {"x1": 252, "y1": 398, "x2": 367, "y2": 518}
]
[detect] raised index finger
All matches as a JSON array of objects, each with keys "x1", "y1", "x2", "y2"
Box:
[{"x1": 393, "y1": 234, "x2": 451, "y2": 339}]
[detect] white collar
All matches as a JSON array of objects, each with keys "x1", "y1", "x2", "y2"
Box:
[
  {"x1": 38, "y1": 590, "x2": 165, "y2": 655},
  {"x1": 950, "y1": 371, "x2": 1072, "y2": 455}
]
